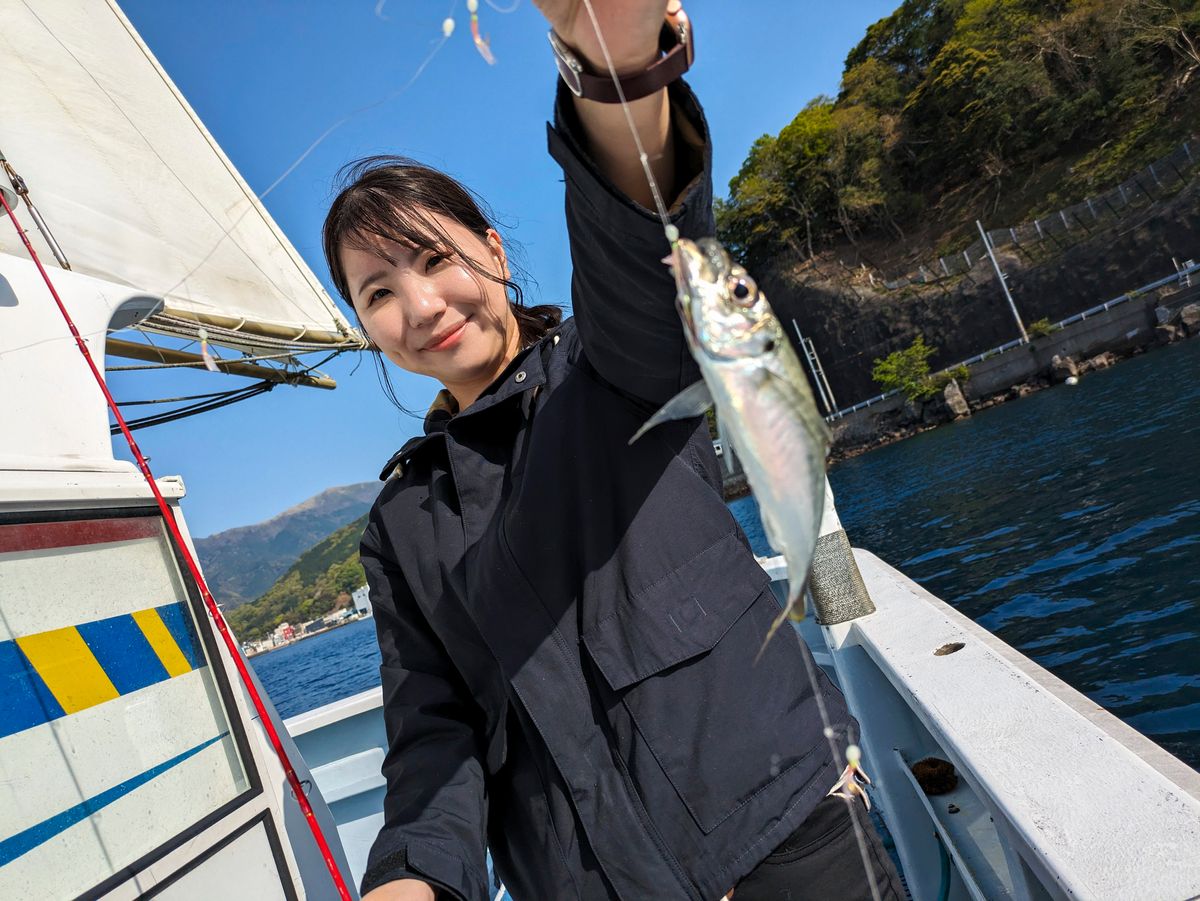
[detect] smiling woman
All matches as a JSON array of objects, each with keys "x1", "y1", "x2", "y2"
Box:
[
  {"x1": 314, "y1": 3, "x2": 903, "y2": 900},
  {"x1": 322, "y1": 156, "x2": 563, "y2": 415}
]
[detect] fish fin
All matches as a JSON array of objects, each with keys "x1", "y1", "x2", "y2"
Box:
[
  {"x1": 785, "y1": 575, "x2": 808, "y2": 623},
  {"x1": 754, "y1": 576, "x2": 808, "y2": 664},
  {"x1": 628, "y1": 380, "x2": 714, "y2": 445}
]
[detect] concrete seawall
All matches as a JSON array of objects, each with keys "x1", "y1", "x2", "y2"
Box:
[{"x1": 828, "y1": 284, "x2": 1200, "y2": 456}]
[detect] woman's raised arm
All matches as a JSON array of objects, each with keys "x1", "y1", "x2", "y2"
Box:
[
  {"x1": 532, "y1": 0, "x2": 676, "y2": 207},
  {"x1": 536, "y1": 0, "x2": 714, "y2": 406}
]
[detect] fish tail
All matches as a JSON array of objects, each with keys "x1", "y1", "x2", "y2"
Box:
[
  {"x1": 786, "y1": 575, "x2": 809, "y2": 623},
  {"x1": 753, "y1": 606, "x2": 789, "y2": 665}
]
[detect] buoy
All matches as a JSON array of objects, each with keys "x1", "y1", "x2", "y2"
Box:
[{"x1": 1065, "y1": 376, "x2": 1079, "y2": 386}]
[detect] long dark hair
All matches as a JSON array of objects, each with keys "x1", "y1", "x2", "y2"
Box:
[{"x1": 322, "y1": 155, "x2": 562, "y2": 415}]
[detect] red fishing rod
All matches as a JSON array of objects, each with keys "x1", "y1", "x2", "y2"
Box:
[{"x1": 2, "y1": 190, "x2": 355, "y2": 901}]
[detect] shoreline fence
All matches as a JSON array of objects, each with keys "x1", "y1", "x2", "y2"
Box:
[
  {"x1": 879, "y1": 139, "x2": 1198, "y2": 292},
  {"x1": 826, "y1": 258, "x2": 1200, "y2": 421}
]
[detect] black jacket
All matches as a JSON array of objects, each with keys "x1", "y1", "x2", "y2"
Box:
[{"x1": 359, "y1": 82, "x2": 852, "y2": 901}]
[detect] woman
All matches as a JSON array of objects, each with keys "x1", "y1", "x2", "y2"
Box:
[{"x1": 322, "y1": 1, "x2": 903, "y2": 898}]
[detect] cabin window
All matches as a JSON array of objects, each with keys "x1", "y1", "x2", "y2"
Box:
[{"x1": 0, "y1": 509, "x2": 256, "y2": 898}]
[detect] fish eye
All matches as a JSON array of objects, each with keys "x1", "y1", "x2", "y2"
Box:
[{"x1": 729, "y1": 273, "x2": 757, "y2": 307}]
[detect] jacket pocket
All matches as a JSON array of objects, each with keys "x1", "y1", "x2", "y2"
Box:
[
  {"x1": 584, "y1": 529, "x2": 767, "y2": 690},
  {"x1": 583, "y1": 530, "x2": 826, "y2": 835}
]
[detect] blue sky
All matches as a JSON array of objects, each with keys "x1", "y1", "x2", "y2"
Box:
[{"x1": 113, "y1": 0, "x2": 899, "y2": 537}]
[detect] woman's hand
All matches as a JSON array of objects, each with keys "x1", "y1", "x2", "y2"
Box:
[
  {"x1": 360, "y1": 879, "x2": 436, "y2": 901},
  {"x1": 532, "y1": 0, "x2": 670, "y2": 74}
]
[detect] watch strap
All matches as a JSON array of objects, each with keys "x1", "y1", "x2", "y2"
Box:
[{"x1": 552, "y1": 19, "x2": 693, "y2": 104}]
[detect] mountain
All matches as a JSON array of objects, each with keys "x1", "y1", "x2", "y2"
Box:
[
  {"x1": 196, "y1": 481, "x2": 380, "y2": 609},
  {"x1": 226, "y1": 514, "x2": 369, "y2": 642}
]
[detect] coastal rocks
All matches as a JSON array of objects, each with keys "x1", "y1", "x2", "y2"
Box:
[
  {"x1": 1156, "y1": 323, "x2": 1182, "y2": 345},
  {"x1": 1081, "y1": 351, "x2": 1118, "y2": 373},
  {"x1": 905, "y1": 379, "x2": 972, "y2": 426},
  {"x1": 941, "y1": 379, "x2": 971, "y2": 419},
  {"x1": 1048, "y1": 354, "x2": 1079, "y2": 383},
  {"x1": 1181, "y1": 302, "x2": 1200, "y2": 336}
]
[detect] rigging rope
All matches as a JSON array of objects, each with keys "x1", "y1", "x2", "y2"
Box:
[
  {"x1": 1, "y1": 191, "x2": 354, "y2": 901},
  {"x1": 116, "y1": 386, "x2": 274, "y2": 406},
  {"x1": 106, "y1": 349, "x2": 302, "y2": 371},
  {"x1": 574, "y1": 4, "x2": 884, "y2": 897},
  {"x1": 112, "y1": 381, "x2": 276, "y2": 433}
]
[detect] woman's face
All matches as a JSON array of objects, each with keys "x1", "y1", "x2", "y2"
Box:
[{"x1": 341, "y1": 212, "x2": 521, "y2": 409}]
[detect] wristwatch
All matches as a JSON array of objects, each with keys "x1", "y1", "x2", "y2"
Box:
[{"x1": 548, "y1": 16, "x2": 693, "y2": 103}]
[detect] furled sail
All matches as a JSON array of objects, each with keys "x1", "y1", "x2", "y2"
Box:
[{"x1": 0, "y1": 0, "x2": 365, "y2": 358}]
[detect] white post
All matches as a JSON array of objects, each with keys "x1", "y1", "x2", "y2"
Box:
[
  {"x1": 977, "y1": 219, "x2": 1029, "y2": 343},
  {"x1": 792, "y1": 319, "x2": 834, "y2": 415}
]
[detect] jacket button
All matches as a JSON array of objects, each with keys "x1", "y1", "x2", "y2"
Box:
[{"x1": 515, "y1": 371, "x2": 527, "y2": 383}]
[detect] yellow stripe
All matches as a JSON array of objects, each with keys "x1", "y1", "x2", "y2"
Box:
[
  {"x1": 16, "y1": 627, "x2": 119, "y2": 714},
  {"x1": 132, "y1": 608, "x2": 192, "y2": 678}
]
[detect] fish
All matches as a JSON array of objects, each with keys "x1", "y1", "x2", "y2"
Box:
[{"x1": 630, "y1": 237, "x2": 831, "y2": 651}]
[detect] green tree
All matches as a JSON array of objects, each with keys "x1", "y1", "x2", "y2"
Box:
[
  {"x1": 872, "y1": 336, "x2": 940, "y2": 400},
  {"x1": 716, "y1": 0, "x2": 1200, "y2": 269}
]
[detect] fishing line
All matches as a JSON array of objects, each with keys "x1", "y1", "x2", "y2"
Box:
[
  {"x1": 574, "y1": 3, "x2": 884, "y2": 896},
  {"x1": 154, "y1": 0, "x2": 524, "y2": 320},
  {"x1": 257, "y1": 30, "x2": 453, "y2": 203},
  {"x1": 17, "y1": 0, "x2": 317, "y2": 326},
  {"x1": 152, "y1": 19, "x2": 456, "y2": 308}
]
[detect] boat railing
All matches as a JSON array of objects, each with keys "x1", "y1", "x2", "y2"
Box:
[{"x1": 781, "y1": 548, "x2": 1200, "y2": 901}]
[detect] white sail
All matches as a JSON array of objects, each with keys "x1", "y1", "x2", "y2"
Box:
[{"x1": 0, "y1": 0, "x2": 363, "y2": 353}]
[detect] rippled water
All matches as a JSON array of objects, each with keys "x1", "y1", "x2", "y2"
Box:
[
  {"x1": 739, "y1": 338, "x2": 1200, "y2": 769},
  {"x1": 253, "y1": 617, "x2": 381, "y2": 720},
  {"x1": 258, "y1": 339, "x2": 1200, "y2": 768}
]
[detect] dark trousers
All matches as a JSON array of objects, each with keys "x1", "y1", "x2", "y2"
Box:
[{"x1": 734, "y1": 798, "x2": 906, "y2": 900}]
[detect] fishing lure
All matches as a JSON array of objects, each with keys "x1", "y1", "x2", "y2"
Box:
[
  {"x1": 467, "y1": 0, "x2": 496, "y2": 65},
  {"x1": 828, "y1": 744, "x2": 873, "y2": 810},
  {"x1": 198, "y1": 327, "x2": 219, "y2": 373}
]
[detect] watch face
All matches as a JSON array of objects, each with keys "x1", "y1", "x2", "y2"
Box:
[
  {"x1": 555, "y1": 55, "x2": 583, "y2": 97},
  {"x1": 548, "y1": 30, "x2": 584, "y2": 97}
]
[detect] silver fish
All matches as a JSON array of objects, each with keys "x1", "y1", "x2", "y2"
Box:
[{"x1": 631, "y1": 237, "x2": 830, "y2": 649}]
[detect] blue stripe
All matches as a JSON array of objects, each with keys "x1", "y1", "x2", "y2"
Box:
[
  {"x1": 0, "y1": 732, "x2": 229, "y2": 866},
  {"x1": 77, "y1": 615, "x2": 170, "y2": 696},
  {"x1": 0, "y1": 640, "x2": 65, "y2": 739},
  {"x1": 156, "y1": 602, "x2": 203, "y2": 670}
]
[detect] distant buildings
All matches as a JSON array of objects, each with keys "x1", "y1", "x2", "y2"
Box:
[{"x1": 242, "y1": 602, "x2": 371, "y2": 658}]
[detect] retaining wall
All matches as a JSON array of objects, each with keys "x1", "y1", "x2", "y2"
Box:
[{"x1": 829, "y1": 287, "x2": 1198, "y2": 450}]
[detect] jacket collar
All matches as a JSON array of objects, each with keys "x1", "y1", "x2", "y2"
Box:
[{"x1": 377, "y1": 331, "x2": 555, "y2": 480}]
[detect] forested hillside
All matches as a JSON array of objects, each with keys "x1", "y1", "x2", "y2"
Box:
[
  {"x1": 226, "y1": 514, "x2": 368, "y2": 641},
  {"x1": 196, "y1": 481, "x2": 377, "y2": 608},
  {"x1": 717, "y1": 0, "x2": 1200, "y2": 272}
]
